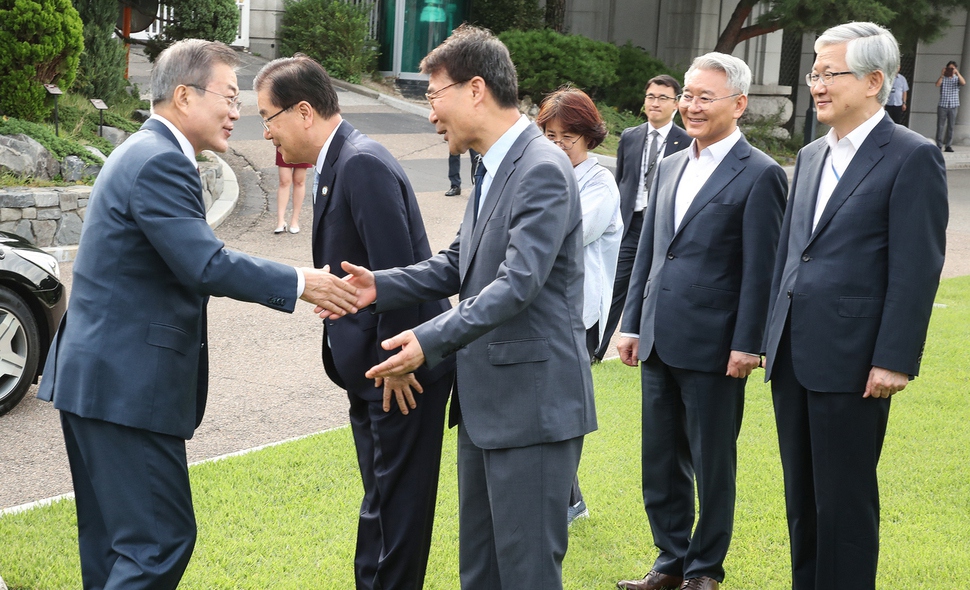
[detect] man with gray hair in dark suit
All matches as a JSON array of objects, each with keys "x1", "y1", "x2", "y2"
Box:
[{"x1": 763, "y1": 22, "x2": 947, "y2": 589}]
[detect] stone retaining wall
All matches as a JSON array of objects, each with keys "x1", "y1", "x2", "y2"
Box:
[{"x1": 0, "y1": 159, "x2": 223, "y2": 249}]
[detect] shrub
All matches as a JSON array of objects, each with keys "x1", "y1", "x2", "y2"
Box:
[
  {"x1": 144, "y1": 0, "x2": 240, "y2": 62},
  {"x1": 72, "y1": 0, "x2": 129, "y2": 103},
  {"x1": 0, "y1": 0, "x2": 84, "y2": 121},
  {"x1": 606, "y1": 42, "x2": 682, "y2": 114},
  {"x1": 499, "y1": 29, "x2": 619, "y2": 104},
  {"x1": 279, "y1": 0, "x2": 377, "y2": 84},
  {"x1": 470, "y1": 0, "x2": 543, "y2": 35}
]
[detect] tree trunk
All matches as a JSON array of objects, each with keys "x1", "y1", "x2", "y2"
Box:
[
  {"x1": 714, "y1": 0, "x2": 759, "y2": 54},
  {"x1": 545, "y1": 0, "x2": 566, "y2": 32}
]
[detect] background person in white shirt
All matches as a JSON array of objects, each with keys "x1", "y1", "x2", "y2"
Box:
[{"x1": 537, "y1": 85, "x2": 623, "y2": 526}]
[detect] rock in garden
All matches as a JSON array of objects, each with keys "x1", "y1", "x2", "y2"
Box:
[{"x1": 0, "y1": 134, "x2": 60, "y2": 181}]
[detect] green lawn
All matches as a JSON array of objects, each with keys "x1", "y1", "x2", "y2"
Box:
[{"x1": 4, "y1": 277, "x2": 970, "y2": 589}]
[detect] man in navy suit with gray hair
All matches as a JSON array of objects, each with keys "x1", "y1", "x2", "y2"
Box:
[
  {"x1": 616, "y1": 52, "x2": 787, "y2": 590},
  {"x1": 763, "y1": 22, "x2": 947, "y2": 589}
]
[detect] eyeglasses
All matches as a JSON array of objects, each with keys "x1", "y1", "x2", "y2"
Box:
[
  {"x1": 679, "y1": 92, "x2": 741, "y2": 109},
  {"x1": 260, "y1": 105, "x2": 296, "y2": 132},
  {"x1": 187, "y1": 84, "x2": 242, "y2": 112},
  {"x1": 546, "y1": 135, "x2": 578, "y2": 150},
  {"x1": 805, "y1": 71, "x2": 854, "y2": 87},
  {"x1": 645, "y1": 94, "x2": 678, "y2": 104},
  {"x1": 425, "y1": 80, "x2": 465, "y2": 106}
]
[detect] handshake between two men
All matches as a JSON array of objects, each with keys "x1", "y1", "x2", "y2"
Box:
[{"x1": 302, "y1": 261, "x2": 427, "y2": 411}]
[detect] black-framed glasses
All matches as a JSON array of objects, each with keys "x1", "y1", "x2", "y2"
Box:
[
  {"x1": 261, "y1": 105, "x2": 296, "y2": 131},
  {"x1": 546, "y1": 134, "x2": 578, "y2": 150},
  {"x1": 805, "y1": 71, "x2": 854, "y2": 87},
  {"x1": 187, "y1": 84, "x2": 242, "y2": 112},
  {"x1": 425, "y1": 80, "x2": 465, "y2": 106},
  {"x1": 645, "y1": 93, "x2": 678, "y2": 104},
  {"x1": 679, "y1": 92, "x2": 741, "y2": 110}
]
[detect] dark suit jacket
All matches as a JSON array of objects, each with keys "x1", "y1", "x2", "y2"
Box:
[
  {"x1": 371, "y1": 123, "x2": 596, "y2": 450},
  {"x1": 763, "y1": 114, "x2": 948, "y2": 391},
  {"x1": 38, "y1": 119, "x2": 298, "y2": 440},
  {"x1": 313, "y1": 121, "x2": 452, "y2": 398},
  {"x1": 621, "y1": 135, "x2": 787, "y2": 372},
  {"x1": 616, "y1": 121, "x2": 690, "y2": 235}
]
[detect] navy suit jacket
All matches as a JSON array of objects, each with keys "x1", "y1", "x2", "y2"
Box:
[
  {"x1": 621, "y1": 135, "x2": 787, "y2": 372},
  {"x1": 616, "y1": 121, "x2": 690, "y2": 235},
  {"x1": 38, "y1": 119, "x2": 298, "y2": 440},
  {"x1": 313, "y1": 121, "x2": 452, "y2": 398},
  {"x1": 372, "y1": 123, "x2": 596, "y2": 449},
  {"x1": 763, "y1": 114, "x2": 948, "y2": 391}
]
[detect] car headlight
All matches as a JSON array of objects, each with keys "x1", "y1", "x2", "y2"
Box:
[{"x1": 14, "y1": 248, "x2": 60, "y2": 280}]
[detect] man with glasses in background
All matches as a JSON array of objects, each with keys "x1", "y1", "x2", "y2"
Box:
[
  {"x1": 37, "y1": 40, "x2": 359, "y2": 589},
  {"x1": 763, "y1": 23, "x2": 947, "y2": 589},
  {"x1": 595, "y1": 75, "x2": 689, "y2": 362},
  {"x1": 255, "y1": 54, "x2": 455, "y2": 590},
  {"x1": 616, "y1": 54, "x2": 786, "y2": 590}
]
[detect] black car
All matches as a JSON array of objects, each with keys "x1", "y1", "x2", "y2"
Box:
[{"x1": 0, "y1": 230, "x2": 66, "y2": 416}]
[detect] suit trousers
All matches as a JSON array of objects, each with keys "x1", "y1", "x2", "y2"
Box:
[
  {"x1": 347, "y1": 374, "x2": 451, "y2": 590},
  {"x1": 770, "y1": 322, "x2": 890, "y2": 590},
  {"x1": 595, "y1": 210, "x2": 644, "y2": 359},
  {"x1": 640, "y1": 351, "x2": 744, "y2": 582},
  {"x1": 456, "y1": 423, "x2": 583, "y2": 590},
  {"x1": 448, "y1": 149, "x2": 479, "y2": 188},
  {"x1": 60, "y1": 410, "x2": 196, "y2": 590},
  {"x1": 936, "y1": 106, "x2": 958, "y2": 148}
]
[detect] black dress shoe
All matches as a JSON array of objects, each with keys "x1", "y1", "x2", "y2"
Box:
[
  {"x1": 945, "y1": 146, "x2": 955, "y2": 152},
  {"x1": 617, "y1": 570, "x2": 683, "y2": 590},
  {"x1": 445, "y1": 186, "x2": 461, "y2": 196}
]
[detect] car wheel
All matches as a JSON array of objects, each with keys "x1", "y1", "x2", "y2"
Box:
[{"x1": 0, "y1": 286, "x2": 41, "y2": 416}]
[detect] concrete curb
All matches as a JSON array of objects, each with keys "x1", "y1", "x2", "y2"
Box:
[{"x1": 41, "y1": 153, "x2": 239, "y2": 264}]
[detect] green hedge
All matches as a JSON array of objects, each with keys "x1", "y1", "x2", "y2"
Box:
[
  {"x1": 606, "y1": 42, "x2": 682, "y2": 115},
  {"x1": 144, "y1": 0, "x2": 240, "y2": 62},
  {"x1": 0, "y1": 0, "x2": 84, "y2": 121},
  {"x1": 279, "y1": 0, "x2": 377, "y2": 84},
  {"x1": 499, "y1": 29, "x2": 619, "y2": 105}
]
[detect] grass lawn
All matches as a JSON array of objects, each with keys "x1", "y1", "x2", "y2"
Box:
[{"x1": 3, "y1": 277, "x2": 970, "y2": 589}]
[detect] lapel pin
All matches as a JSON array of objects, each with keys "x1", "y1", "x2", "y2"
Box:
[{"x1": 321, "y1": 186, "x2": 329, "y2": 196}]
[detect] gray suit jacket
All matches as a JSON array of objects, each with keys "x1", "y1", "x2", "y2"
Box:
[
  {"x1": 38, "y1": 119, "x2": 298, "y2": 440},
  {"x1": 621, "y1": 135, "x2": 787, "y2": 372},
  {"x1": 373, "y1": 123, "x2": 596, "y2": 449}
]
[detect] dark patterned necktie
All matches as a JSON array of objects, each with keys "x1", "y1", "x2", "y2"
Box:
[
  {"x1": 472, "y1": 155, "x2": 486, "y2": 224},
  {"x1": 643, "y1": 130, "x2": 660, "y2": 193}
]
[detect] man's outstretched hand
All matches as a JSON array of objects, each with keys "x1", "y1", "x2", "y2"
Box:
[{"x1": 315, "y1": 261, "x2": 378, "y2": 319}]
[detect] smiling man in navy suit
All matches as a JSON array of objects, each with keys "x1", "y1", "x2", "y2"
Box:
[
  {"x1": 763, "y1": 22, "x2": 947, "y2": 590},
  {"x1": 616, "y1": 53, "x2": 787, "y2": 590},
  {"x1": 37, "y1": 40, "x2": 359, "y2": 590},
  {"x1": 255, "y1": 55, "x2": 455, "y2": 590}
]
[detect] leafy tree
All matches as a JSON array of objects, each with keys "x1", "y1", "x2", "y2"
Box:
[
  {"x1": 545, "y1": 0, "x2": 566, "y2": 33},
  {"x1": 470, "y1": 0, "x2": 543, "y2": 35},
  {"x1": 716, "y1": 0, "x2": 970, "y2": 53},
  {"x1": 0, "y1": 0, "x2": 84, "y2": 121},
  {"x1": 143, "y1": 0, "x2": 239, "y2": 61},
  {"x1": 73, "y1": 0, "x2": 129, "y2": 103},
  {"x1": 278, "y1": 0, "x2": 377, "y2": 84}
]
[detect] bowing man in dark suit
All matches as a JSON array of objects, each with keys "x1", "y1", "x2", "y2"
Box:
[
  {"x1": 36, "y1": 40, "x2": 358, "y2": 590},
  {"x1": 616, "y1": 53, "x2": 787, "y2": 590},
  {"x1": 594, "y1": 74, "x2": 690, "y2": 361},
  {"x1": 334, "y1": 25, "x2": 596, "y2": 590},
  {"x1": 762, "y1": 22, "x2": 947, "y2": 590},
  {"x1": 255, "y1": 56, "x2": 455, "y2": 590}
]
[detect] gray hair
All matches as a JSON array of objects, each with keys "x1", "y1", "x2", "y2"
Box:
[
  {"x1": 815, "y1": 22, "x2": 899, "y2": 105},
  {"x1": 150, "y1": 39, "x2": 240, "y2": 106},
  {"x1": 684, "y1": 52, "x2": 752, "y2": 96}
]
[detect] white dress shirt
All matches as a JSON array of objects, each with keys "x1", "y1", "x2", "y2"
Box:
[
  {"x1": 574, "y1": 157, "x2": 623, "y2": 333},
  {"x1": 477, "y1": 115, "x2": 532, "y2": 220},
  {"x1": 635, "y1": 120, "x2": 675, "y2": 212},
  {"x1": 813, "y1": 109, "x2": 885, "y2": 230},
  {"x1": 674, "y1": 127, "x2": 743, "y2": 231},
  {"x1": 149, "y1": 113, "x2": 305, "y2": 296}
]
